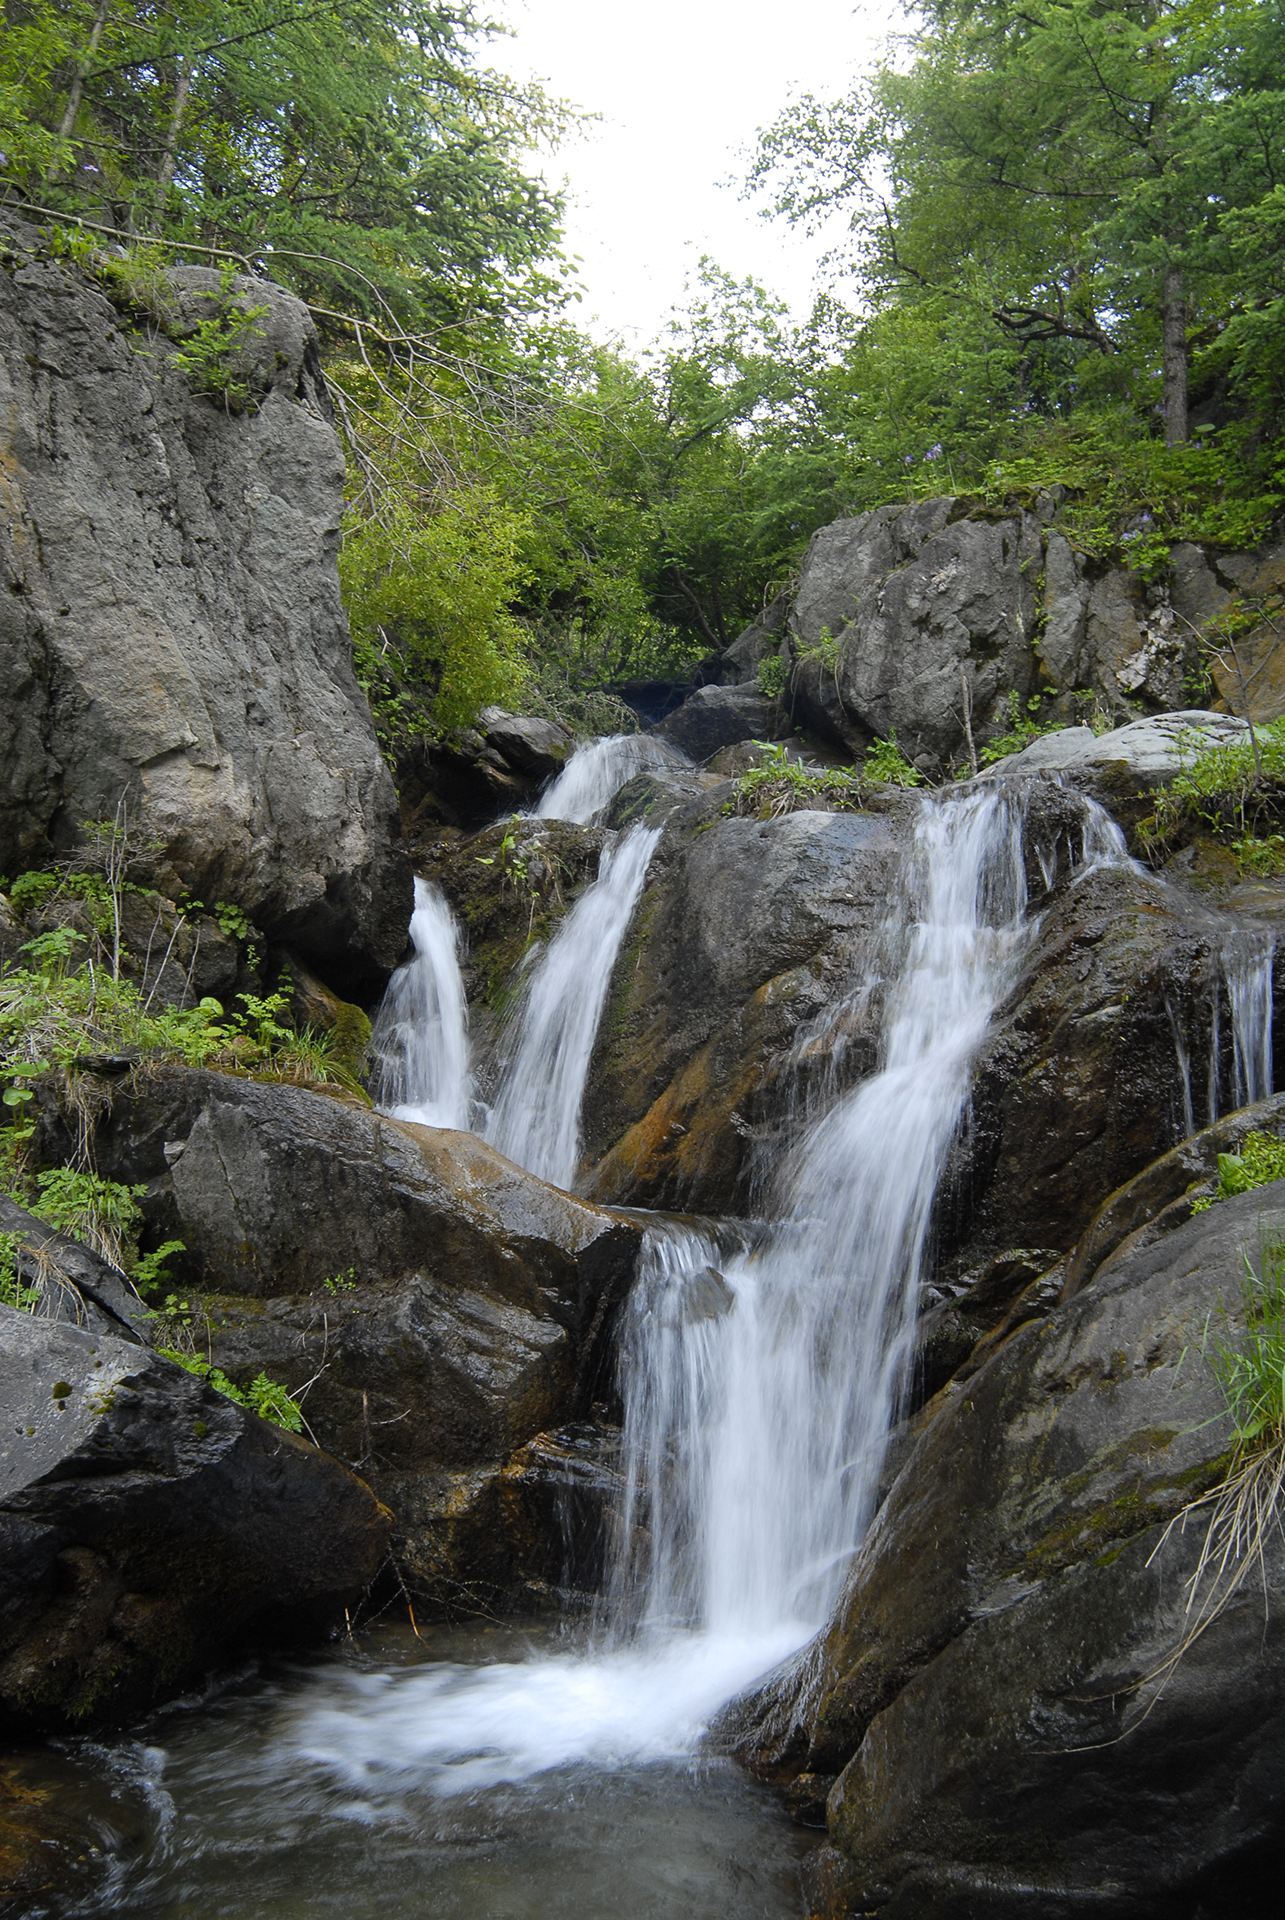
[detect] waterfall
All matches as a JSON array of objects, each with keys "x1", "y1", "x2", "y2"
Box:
[
  {"x1": 294, "y1": 782, "x2": 1062, "y2": 1799},
  {"x1": 610, "y1": 784, "x2": 1033, "y2": 1641},
  {"x1": 1223, "y1": 929, "x2": 1275, "y2": 1112},
  {"x1": 485, "y1": 825, "x2": 661, "y2": 1188},
  {"x1": 537, "y1": 734, "x2": 688, "y2": 825},
  {"x1": 368, "y1": 878, "x2": 472, "y2": 1130}
]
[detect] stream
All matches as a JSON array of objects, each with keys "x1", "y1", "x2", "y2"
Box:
[{"x1": 25, "y1": 735, "x2": 1275, "y2": 1915}]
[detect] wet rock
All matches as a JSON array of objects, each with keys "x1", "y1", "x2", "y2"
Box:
[
  {"x1": 395, "y1": 711, "x2": 574, "y2": 843},
  {"x1": 0, "y1": 1306, "x2": 389, "y2": 1731},
  {"x1": 942, "y1": 854, "x2": 1280, "y2": 1278},
  {"x1": 913, "y1": 1248, "x2": 1063, "y2": 1406},
  {"x1": 31, "y1": 1067, "x2": 642, "y2": 1613},
  {"x1": 0, "y1": 221, "x2": 409, "y2": 993},
  {"x1": 727, "y1": 1185, "x2": 1285, "y2": 1917},
  {"x1": 1061, "y1": 1091, "x2": 1285, "y2": 1298},
  {"x1": 581, "y1": 800, "x2": 915, "y2": 1214},
  {"x1": 653, "y1": 682, "x2": 790, "y2": 761}
]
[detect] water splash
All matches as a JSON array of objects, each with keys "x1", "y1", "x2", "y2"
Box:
[
  {"x1": 537, "y1": 734, "x2": 688, "y2": 825},
  {"x1": 485, "y1": 825, "x2": 661, "y2": 1187},
  {"x1": 368, "y1": 878, "x2": 472, "y2": 1130}
]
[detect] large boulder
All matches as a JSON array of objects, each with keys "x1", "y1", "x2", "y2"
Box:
[
  {"x1": 728, "y1": 1185, "x2": 1285, "y2": 1916},
  {"x1": 580, "y1": 793, "x2": 917, "y2": 1213},
  {"x1": 0, "y1": 1306, "x2": 389, "y2": 1731},
  {"x1": 0, "y1": 221, "x2": 409, "y2": 994},
  {"x1": 654, "y1": 681, "x2": 790, "y2": 761},
  {"x1": 32, "y1": 1066, "x2": 642, "y2": 1613},
  {"x1": 767, "y1": 498, "x2": 1285, "y2": 773},
  {"x1": 944, "y1": 850, "x2": 1282, "y2": 1279}
]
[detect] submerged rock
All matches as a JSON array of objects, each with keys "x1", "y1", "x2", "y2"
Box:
[
  {"x1": 0, "y1": 1306, "x2": 389, "y2": 1731},
  {"x1": 727, "y1": 1184, "x2": 1285, "y2": 1916}
]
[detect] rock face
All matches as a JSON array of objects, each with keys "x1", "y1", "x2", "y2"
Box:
[
  {"x1": 396, "y1": 708, "x2": 575, "y2": 842},
  {"x1": 988, "y1": 709, "x2": 1250, "y2": 781},
  {"x1": 33, "y1": 1066, "x2": 642, "y2": 1614},
  {"x1": 0, "y1": 220, "x2": 409, "y2": 993},
  {"x1": 685, "y1": 497, "x2": 1285, "y2": 773},
  {"x1": 653, "y1": 682, "x2": 789, "y2": 761},
  {"x1": 943, "y1": 847, "x2": 1283, "y2": 1280},
  {"x1": 581, "y1": 792, "x2": 917, "y2": 1213},
  {"x1": 728, "y1": 1185, "x2": 1285, "y2": 1917},
  {"x1": 0, "y1": 1305, "x2": 389, "y2": 1731}
]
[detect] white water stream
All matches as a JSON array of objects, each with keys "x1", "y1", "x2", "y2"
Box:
[
  {"x1": 484, "y1": 825, "x2": 661, "y2": 1187},
  {"x1": 368, "y1": 878, "x2": 472, "y2": 1130},
  {"x1": 294, "y1": 779, "x2": 1065, "y2": 1801},
  {"x1": 536, "y1": 733, "x2": 689, "y2": 825}
]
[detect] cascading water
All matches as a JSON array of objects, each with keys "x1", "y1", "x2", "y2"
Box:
[
  {"x1": 536, "y1": 733, "x2": 688, "y2": 825},
  {"x1": 1167, "y1": 926, "x2": 1275, "y2": 1133},
  {"x1": 485, "y1": 824, "x2": 662, "y2": 1188},
  {"x1": 367, "y1": 877, "x2": 472, "y2": 1129},
  {"x1": 611, "y1": 784, "x2": 1035, "y2": 1643},
  {"x1": 272, "y1": 780, "x2": 1059, "y2": 1802}
]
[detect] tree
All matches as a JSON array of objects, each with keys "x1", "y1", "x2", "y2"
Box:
[
  {"x1": 1, "y1": 0, "x2": 570, "y2": 327},
  {"x1": 751, "y1": 0, "x2": 1285, "y2": 447}
]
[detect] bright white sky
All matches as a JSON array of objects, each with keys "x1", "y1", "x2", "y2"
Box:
[{"x1": 499, "y1": 0, "x2": 897, "y2": 349}]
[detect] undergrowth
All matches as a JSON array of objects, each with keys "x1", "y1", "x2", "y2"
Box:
[
  {"x1": 1190, "y1": 1132, "x2": 1285, "y2": 1213},
  {"x1": 727, "y1": 742, "x2": 865, "y2": 818},
  {"x1": 1138, "y1": 718, "x2": 1285, "y2": 867},
  {"x1": 1144, "y1": 1228, "x2": 1285, "y2": 1698}
]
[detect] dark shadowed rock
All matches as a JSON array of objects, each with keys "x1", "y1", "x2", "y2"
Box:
[
  {"x1": 31, "y1": 1066, "x2": 642, "y2": 1614},
  {"x1": 0, "y1": 1307, "x2": 389, "y2": 1731},
  {"x1": 0, "y1": 222, "x2": 409, "y2": 992},
  {"x1": 478, "y1": 708, "x2": 573, "y2": 778},
  {"x1": 726, "y1": 1186, "x2": 1285, "y2": 1917},
  {"x1": 654, "y1": 683, "x2": 789, "y2": 761}
]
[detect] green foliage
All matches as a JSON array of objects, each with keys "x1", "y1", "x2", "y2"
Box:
[
  {"x1": 729, "y1": 742, "x2": 865, "y2": 818},
  {"x1": 864, "y1": 732, "x2": 924, "y2": 787},
  {"x1": 980, "y1": 690, "x2": 1066, "y2": 766},
  {"x1": 165, "y1": 263, "x2": 270, "y2": 411},
  {"x1": 1138, "y1": 717, "x2": 1285, "y2": 859},
  {"x1": 2, "y1": 0, "x2": 569, "y2": 332},
  {"x1": 0, "y1": 1231, "x2": 40, "y2": 1312},
  {"x1": 158, "y1": 1347, "x2": 304, "y2": 1432},
  {"x1": 31, "y1": 1166, "x2": 145, "y2": 1269},
  {"x1": 757, "y1": 651, "x2": 788, "y2": 698},
  {"x1": 1205, "y1": 1231, "x2": 1285, "y2": 1450},
  {"x1": 1192, "y1": 1133, "x2": 1285, "y2": 1215},
  {"x1": 132, "y1": 1239, "x2": 187, "y2": 1296}
]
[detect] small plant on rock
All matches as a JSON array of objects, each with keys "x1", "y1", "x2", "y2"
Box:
[
  {"x1": 1190, "y1": 1131, "x2": 1285, "y2": 1213},
  {"x1": 730, "y1": 742, "x2": 865, "y2": 818},
  {"x1": 864, "y1": 731, "x2": 923, "y2": 787}
]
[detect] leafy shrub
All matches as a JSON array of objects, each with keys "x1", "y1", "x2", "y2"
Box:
[
  {"x1": 31, "y1": 1167, "x2": 146, "y2": 1271},
  {"x1": 729, "y1": 742, "x2": 864, "y2": 817},
  {"x1": 1138, "y1": 718, "x2": 1285, "y2": 861},
  {"x1": 757, "y1": 651, "x2": 788, "y2": 698},
  {"x1": 1191, "y1": 1132, "x2": 1285, "y2": 1213},
  {"x1": 864, "y1": 731, "x2": 923, "y2": 787}
]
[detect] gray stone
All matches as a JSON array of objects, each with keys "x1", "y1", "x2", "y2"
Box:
[
  {"x1": 0, "y1": 221, "x2": 409, "y2": 990},
  {"x1": 0, "y1": 1305, "x2": 389, "y2": 1729},
  {"x1": 785, "y1": 503, "x2": 1044, "y2": 766},
  {"x1": 988, "y1": 709, "x2": 1250, "y2": 780},
  {"x1": 478, "y1": 707, "x2": 573, "y2": 778},
  {"x1": 654, "y1": 681, "x2": 788, "y2": 760}
]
